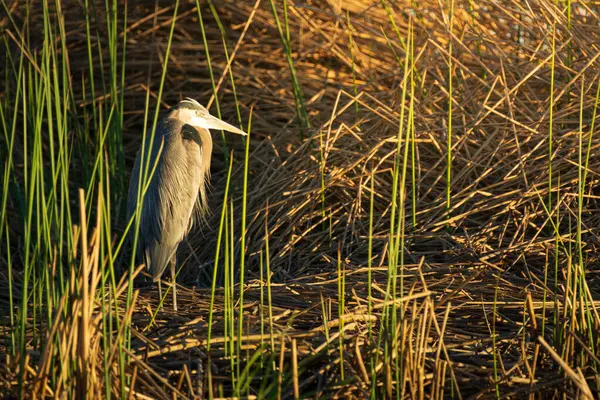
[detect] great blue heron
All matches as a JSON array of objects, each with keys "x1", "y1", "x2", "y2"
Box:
[{"x1": 127, "y1": 98, "x2": 246, "y2": 311}]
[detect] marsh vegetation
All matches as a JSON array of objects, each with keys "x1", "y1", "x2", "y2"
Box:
[{"x1": 1, "y1": 0, "x2": 600, "y2": 398}]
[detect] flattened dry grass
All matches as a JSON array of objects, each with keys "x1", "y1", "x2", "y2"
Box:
[{"x1": 2, "y1": 0, "x2": 600, "y2": 398}]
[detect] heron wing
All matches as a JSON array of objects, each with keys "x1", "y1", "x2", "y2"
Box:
[{"x1": 127, "y1": 119, "x2": 205, "y2": 280}]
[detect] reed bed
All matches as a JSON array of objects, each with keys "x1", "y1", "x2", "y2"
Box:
[{"x1": 1, "y1": 0, "x2": 600, "y2": 398}]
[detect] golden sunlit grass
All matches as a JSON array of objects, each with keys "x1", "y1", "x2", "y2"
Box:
[{"x1": 1, "y1": 0, "x2": 600, "y2": 398}]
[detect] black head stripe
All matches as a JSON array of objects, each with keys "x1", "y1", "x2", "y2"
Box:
[
  {"x1": 181, "y1": 124, "x2": 203, "y2": 147},
  {"x1": 178, "y1": 98, "x2": 207, "y2": 113}
]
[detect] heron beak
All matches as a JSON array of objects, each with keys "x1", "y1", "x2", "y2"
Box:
[{"x1": 194, "y1": 114, "x2": 247, "y2": 136}]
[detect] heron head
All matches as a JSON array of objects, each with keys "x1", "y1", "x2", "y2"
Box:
[{"x1": 174, "y1": 98, "x2": 247, "y2": 136}]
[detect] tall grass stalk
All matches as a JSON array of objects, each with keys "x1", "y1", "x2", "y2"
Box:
[
  {"x1": 492, "y1": 277, "x2": 500, "y2": 399},
  {"x1": 0, "y1": 51, "x2": 23, "y2": 359},
  {"x1": 554, "y1": 177, "x2": 560, "y2": 338},
  {"x1": 195, "y1": 2, "x2": 227, "y2": 160},
  {"x1": 547, "y1": 21, "x2": 556, "y2": 234},
  {"x1": 208, "y1": 154, "x2": 234, "y2": 350},
  {"x1": 206, "y1": 0, "x2": 243, "y2": 127},
  {"x1": 268, "y1": 0, "x2": 309, "y2": 134},
  {"x1": 337, "y1": 244, "x2": 345, "y2": 381},
  {"x1": 264, "y1": 204, "x2": 275, "y2": 353},
  {"x1": 104, "y1": 0, "x2": 126, "y2": 196},
  {"x1": 370, "y1": 15, "x2": 412, "y2": 399},
  {"x1": 542, "y1": 20, "x2": 556, "y2": 342},
  {"x1": 367, "y1": 164, "x2": 375, "y2": 344},
  {"x1": 389, "y1": 20, "x2": 415, "y2": 396},
  {"x1": 576, "y1": 77, "x2": 596, "y2": 361},
  {"x1": 235, "y1": 109, "x2": 252, "y2": 395},
  {"x1": 228, "y1": 199, "x2": 236, "y2": 380},
  {"x1": 446, "y1": 0, "x2": 455, "y2": 218},
  {"x1": 580, "y1": 77, "x2": 600, "y2": 359},
  {"x1": 260, "y1": 203, "x2": 278, "y2": 398},
  {"x1": 204, "y1": 152, "x2": 234, "y2": 400}
]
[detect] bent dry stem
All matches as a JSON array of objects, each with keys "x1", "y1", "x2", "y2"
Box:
[{"x1": 2, "y1": 1, "x2": 600, "y2": 398}]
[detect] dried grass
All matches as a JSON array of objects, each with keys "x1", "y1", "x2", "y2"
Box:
[{"x1": 2, "y1": 0, "x2": 600, "y2": 398}]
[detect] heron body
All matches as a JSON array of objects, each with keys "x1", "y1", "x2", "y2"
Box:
[{"x1": 127, "y1": 98, "x2": 246, "y2": 310}]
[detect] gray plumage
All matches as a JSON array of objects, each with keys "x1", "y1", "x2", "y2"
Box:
[
  {"x1": 126, "y1": 98, "x2": 246, "y2": 307},
  {"x1": 127, "y1": 117, "x2": 212, "y2": 280}
]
